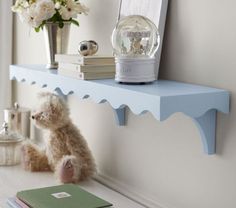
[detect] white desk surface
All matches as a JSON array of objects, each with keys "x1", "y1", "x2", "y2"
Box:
[{"x1": 0, "y1": 166, "x2": 145, "y2": 208}]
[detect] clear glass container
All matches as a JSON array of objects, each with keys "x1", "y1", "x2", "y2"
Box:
[
  {"x1": 4, "y1": 102, "x2": 31, "y2": 138},
  {"x1": 0, "y1": 122, "x2": 24, "y2": 166},
  {"x1": 111, "y1": 15, "x2": 160, "y2": 58}
]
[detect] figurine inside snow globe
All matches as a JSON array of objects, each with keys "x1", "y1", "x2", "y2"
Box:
[{"x1": 111, "y1": 15, "x2": 160, "y2": 83}]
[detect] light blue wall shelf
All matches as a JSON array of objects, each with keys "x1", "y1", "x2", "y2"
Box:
[{"x1": 10, "y1": 65, "x2": 230, "y2": 155}]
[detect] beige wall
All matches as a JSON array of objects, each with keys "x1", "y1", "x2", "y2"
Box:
[{"x1": 13, "y1": 0, "x2": 236, "y2": 208}]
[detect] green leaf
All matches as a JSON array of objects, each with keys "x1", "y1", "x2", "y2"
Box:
[
  {"x1": 59, "y1": 21, "x2": 64, "y2": 28},
  {"x1": 34, "y1": 27, "x2": 40, "y2": 32},
  {"x1": 71, "y1": 19, "x2": 80, "y2": 27}
]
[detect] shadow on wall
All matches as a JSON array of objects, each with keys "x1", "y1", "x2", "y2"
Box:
[
  {"x1": 85, "y1": 0, "x2": 120, "y2": 54},
  {"x1": 159, "y1": 0, "x2": 235, "y2": 157},
  {"x1": 159, "y1": 0, "x2": 185, "y2": 80}
]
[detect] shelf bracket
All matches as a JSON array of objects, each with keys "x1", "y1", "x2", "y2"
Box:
[
  {"x1": 192, "y1": 109, "x2": 217, "y2": 155},
  {"x1": 114, "y1": 107, "x2": 126, "y2": 126}
]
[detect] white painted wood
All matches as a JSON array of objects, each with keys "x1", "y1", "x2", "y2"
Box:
[
  {"x1": 95, "y1": 174, "x2": 165, "y2": 208},
  {"x1": 118, "y1": 0, "x2": 168, "y2": 78},
  {"x1": 0, "y1": 166, "x2": 145, "y2": 208},
  {"x1": 0, "y1": 0, "x2": 13, "y2": 124},
  {"x1": 120, "y1": 0, "x2": 163, "y2": 23}
]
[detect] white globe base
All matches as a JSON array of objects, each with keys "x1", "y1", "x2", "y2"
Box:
[{"x1": 115, "y1": 57, "x2": 156, "y2": 83}]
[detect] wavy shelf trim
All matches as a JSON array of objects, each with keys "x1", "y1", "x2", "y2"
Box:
[{"x1": 10, "y1": 65, "x2": 230, "y2": 154}]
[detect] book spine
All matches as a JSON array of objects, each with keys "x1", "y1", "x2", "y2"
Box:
[
  {"x1": 58, "y1": 69, "x2": 115, "y2": 80},
  {"x1": 55, "y1": 55, "x2": 115, "y2": 65},
  {"x1": 58, "y1": 63, "x2": 81, "y2": 72},
  {"x1": 58, "y1": 63, "x2": 115, "y2": 73},
  {"x1": 58, "y1": 68, "x2": 80, "y2": 78},
  {"x1": 79, "y1": 72, "x2": 115, "y2": 80},
  {"x1": 78, "y1": 73, "x2": 85, "y2": 80},
  {"x1": 55, "y1": 55, "x2": 84, "y2": 65},
  {"x1": 15, "y1": 198, "x2": 30, "y2": 208}
]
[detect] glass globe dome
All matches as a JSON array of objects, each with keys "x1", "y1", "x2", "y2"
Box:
[{"x1": 111, "y1": 15, "x2": 160, "y2": 58}]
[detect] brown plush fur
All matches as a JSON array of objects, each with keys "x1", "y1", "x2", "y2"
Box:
[{"x1": 22, "y1": 92, "x2": 96, "y2": 183}]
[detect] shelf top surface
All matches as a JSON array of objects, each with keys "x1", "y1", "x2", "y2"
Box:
[{"x1": 11, "y1": 65, "x2": 228, "y2": 97}]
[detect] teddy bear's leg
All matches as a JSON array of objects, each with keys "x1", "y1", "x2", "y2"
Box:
[
  {"x1": 55, "y1": 155, "x2": 81, "y2": 184},
  {"x1": 21, "y1": 142, "x2": 51, "y2": 172}
]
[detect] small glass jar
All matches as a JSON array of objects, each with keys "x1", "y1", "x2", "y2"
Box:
[
  {"x1": 4, "y1": 102, "x2": 31, "y2": 138},
  {"x1": 0, "y1": 122, "x2": 24, "y2": 166}
]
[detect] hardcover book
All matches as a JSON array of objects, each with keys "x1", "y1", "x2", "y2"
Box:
[
  {"x1": 58, "y1": 63, "x2": 115, "y2": 73},
  {"x1": 58, "y1": 68, "x2": 115, "y2": 80},
  {"x1": 16, "y1": 184, "x2": 113, "y2": 208},
  {"x1": 15, "y1": 198, "x2": 30, "y2": 208},
  {"x1": 55, "y1": 54, "x2": 115, "y2": 65}
]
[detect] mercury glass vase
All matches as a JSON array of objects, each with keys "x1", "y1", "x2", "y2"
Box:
[{"x1": 43, "y1": 22, "x2": 70, "y2": 69}]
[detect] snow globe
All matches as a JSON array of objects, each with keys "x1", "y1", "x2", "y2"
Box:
[{"x1": 111, "y1": 15, "x2": 160, "y2": 83}]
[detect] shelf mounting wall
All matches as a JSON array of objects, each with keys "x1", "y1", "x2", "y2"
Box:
[{"x1": 10, "y1": 65, "x2": 230, "y2": 155}]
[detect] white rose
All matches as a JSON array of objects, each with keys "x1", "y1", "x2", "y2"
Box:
[
  {"x1": 12, "y1": 0, "x2": 29, "y2": 13},
  {"x1": 55, "y1": 2, "x2": 61, "y2": 10},
  {"x1": 18, "y1": 11, "x2": 28, "y2": 23},
  {"x1": 20, "y1": 4, "x2": 42, "y2": 28},
  {"x1": 59, "y1": 0, "x2": 89, "y2": 20},
  {"x1": 59, "y1": 6, "x2": 73, "y2": 20},
  {"x1": 36, "y1": 0, "x2": 56, "y2": 20}
]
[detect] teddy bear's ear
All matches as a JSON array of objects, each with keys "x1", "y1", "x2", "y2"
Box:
[
  {"x1": 38, "y1": 92, "x2": 61, "y2": 103},
  {"x1": 38, "y1": 92, "x2": 53, "y2": 99},
  {"x1": 49, "y1": 94, "x2": 69, "y2": 113}
]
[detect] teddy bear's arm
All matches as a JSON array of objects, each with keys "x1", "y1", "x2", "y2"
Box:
[{"x1": 22, "y1": 142, "x2": 51, "y2": 172}]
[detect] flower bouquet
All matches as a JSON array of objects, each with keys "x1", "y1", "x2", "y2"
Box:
[
  {"x1": 12, "y1": 0, "x2": 89, "y2": 69},
  {"x1": 12, "y1": 0, "x2": 89, "y2": 31}
]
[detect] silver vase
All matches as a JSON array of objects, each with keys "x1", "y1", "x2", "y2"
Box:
[{"x1": 43, "y1": 22, "x2": 70, "y2": 69}]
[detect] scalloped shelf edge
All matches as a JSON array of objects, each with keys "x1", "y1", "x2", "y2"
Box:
[
  {"x1": 10, "y1": 66, "x2": 230, "y2": 155},
  {"x1": 11, "y1": 76, "x2": 229, "y2": 121}
]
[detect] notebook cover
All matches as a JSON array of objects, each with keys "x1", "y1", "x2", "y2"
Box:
[{"x1": 17, "y1": 184, "x2": 112, "y2": 208}]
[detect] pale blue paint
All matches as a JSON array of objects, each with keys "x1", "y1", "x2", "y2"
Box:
[
  {"x1": 192, "y1": 109, "x2": 216, "y2": 154},
  {"x1": 10, "y1": 65, "x2": 230, "y2": 154},
  {"x1": 114, "y1": 108, "x2": 126, "y2": 126}
]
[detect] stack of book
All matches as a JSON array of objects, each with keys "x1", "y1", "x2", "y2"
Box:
[
  {"x1": 55, "y1": 54, "x2": 116, "y2": 80},
  {"x1": 6, "y1": 184, "x2": 113, "y2": 208}
]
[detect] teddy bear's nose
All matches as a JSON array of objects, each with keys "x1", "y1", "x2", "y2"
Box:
[{"x1": 31, "y1": 115, "x2": 35, "y2": 119}]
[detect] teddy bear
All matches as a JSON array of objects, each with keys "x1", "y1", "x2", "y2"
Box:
[{"x1": 22, "y1": 92, "x2": 96, "y2": 183}]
